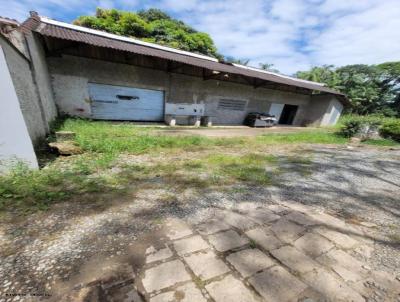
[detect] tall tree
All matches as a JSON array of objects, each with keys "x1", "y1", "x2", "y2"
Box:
[
  {"x1": 295, "y1": 63, "x2": 400, "y2": 116},
  {"x1": 73, "y1": 8, "x2": 221, "y2": 58}
]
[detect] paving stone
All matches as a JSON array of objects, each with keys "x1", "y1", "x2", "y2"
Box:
[
  {"x1": 285, "y1": 211, "x2": 318, "y2": 226},
  {"x1": 271, "y1": 218, "x2": 305, "y2": 243},
  {"x1": 196, "y1": 219, "x2": 231, "y2": 235},
  {"x1": 150, "y1": 282, "x2": 206, "y2": 302},
  {"x1": 266, "y1": 204, "x2": 288, "y2": 214},
  {"x1": 245, "y1": 227, "x2": 283, "y2": 251},
  {"x1": 226, "y1": 248, "x2": 274, "y2": 277},
  {"x1": 146, "y1": 245, "x2": 173, "y2": 264},
  {"x1": 294, "y1": 232, "x2": 334, "y2": 258},
  {"x1": 270, "y1": 245, "x2": 322, "y2": 274},
  {"x1": 165, "y1": 219, "x2": 193, "y2": 240},
  {"x1": 246, "y1": 208, "x2": 281, "y2": 225},
  {"x1": 302, "y1": 268, "x2": 364, "y2": 302},
  {"x1": 208, "y1": 230, "x2": 249, "y2": 252},
  {"x1": 278, "y1": 201, "x2": 314, "y2": 214},
  {"x1": 173, "y1": 235, "x2": 209, "y2": 255},
  {"x1": 316, "y1": 249, "x2": 368, "y2": 279},
  {"x1": 184, "y1": 250, "x2": 230, "y2": 280},
  {"x1": 142, "y1": 260, "x2": 191, "y2": 293},
  {"x1": 331, "y1": 265, "x2": 364, "y2": 282},
  {"x1": 314, "y1": 227, "x2": 360, "y2": 249},
  {"x1": 369, "y1": 270, "x2": 400, "y2": 293},
  {"x1": 248, "y1": 265, "x2": 307, "y2": 302},
  {"x1": 308, "y1": 212, "x2": 346, "y2": 228},
  {"x1": 216, "y1": 210, "x2": 258, "y2": 231},
  {"x1": 205, "y1": 274, "x2": 259, "y2": 302}
]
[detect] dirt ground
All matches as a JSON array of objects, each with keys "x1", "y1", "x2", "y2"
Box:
[{"x1": 0, "y1": 144, "x2": 399, "y2": 301}]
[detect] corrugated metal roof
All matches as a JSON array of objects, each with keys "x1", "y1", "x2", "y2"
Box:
[{"x1": 27, "y1": 14, "x2": 345, "y2": 97}]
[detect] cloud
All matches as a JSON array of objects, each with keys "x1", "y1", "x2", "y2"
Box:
[{"x1": 1, "y1": 0, "x2": 399, "y2": 74}]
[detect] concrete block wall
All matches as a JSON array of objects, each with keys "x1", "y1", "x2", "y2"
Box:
[
  {"x1": 25, "y1": 33, "x2": 58, "y2": 125},
  {"x1": 0, "y1": 35, "x2": 47, "y2": 144},
  {"x1": 0, "y1": 44, "x2": 38, "y2": 171},
  {"x1": 48, "y1": 55, "x2": 315, "y2": 126},
  {"x1": 306, "y1": 94, "x2": 343, "y2": 126}
]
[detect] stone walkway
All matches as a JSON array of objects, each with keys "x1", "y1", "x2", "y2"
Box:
[{"x1": 136, "y1": 202, "x2": 400, "y2": 302}]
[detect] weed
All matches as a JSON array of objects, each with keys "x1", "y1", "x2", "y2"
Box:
[{"x1": 249, "y1": 239, "x2": 257, "y2": 248}]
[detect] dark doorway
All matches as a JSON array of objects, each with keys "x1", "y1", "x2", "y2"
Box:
[{"x1": 279, "y1": 105, "x2": 298, "y2": 125}]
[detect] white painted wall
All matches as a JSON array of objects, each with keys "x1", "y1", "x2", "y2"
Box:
[{"x1": 0, "y1": 45, "x2": 38, "y2": 172}]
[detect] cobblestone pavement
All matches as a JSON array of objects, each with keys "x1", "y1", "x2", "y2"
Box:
[
  {"x1": 58, "y1": 202, "x2": 399, "y2": 302},
  {"x1": 1, "y1": 146, "x2": 399, "y2": 302}
]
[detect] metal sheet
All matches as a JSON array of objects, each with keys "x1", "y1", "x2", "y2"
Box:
[
  {"x1": 269, "y1": 103, "x2": 285, "y2": 121},
  {"x1": 88, "y1": 83, "x2": 164, "y2": 121}
]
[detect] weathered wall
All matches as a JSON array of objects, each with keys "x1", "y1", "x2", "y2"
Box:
[
  {"x1": 0, "y1": 44, "x2": 38, "y2": 171},
  {"x1": 305, "y1": 95, "x2": 343, "y2": 126},
  {"x1": 48, "y1": 55, "x2": 317, "y2": 125},
  {"x1": 0, "y1": 35, "x2": 46, "y2": 144},
  {"x1": 25, "y1": 33, "x2": 57, "y2": 126}
]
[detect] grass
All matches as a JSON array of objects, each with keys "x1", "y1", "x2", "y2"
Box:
[
  {"x1": 1, "y1": 117, "x2": 398, "y2": 214},
  {"x1": 361, "y1": 138, "x2": 399, "y2": 146},
  {"x1": 257, "y1": 129, "x2": 349, "y2": 145}
]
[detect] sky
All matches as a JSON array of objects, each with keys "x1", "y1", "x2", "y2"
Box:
[{"x1": 1, "y1": 0, "x2": 399, "y2": 75}]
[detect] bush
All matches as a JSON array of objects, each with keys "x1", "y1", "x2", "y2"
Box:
[
  {"x1": 339, "y1": 120, "x2": 363, "y2": 138},
  {"x1": 380, "y1": 121, "x2": 400, "y2": 142}
]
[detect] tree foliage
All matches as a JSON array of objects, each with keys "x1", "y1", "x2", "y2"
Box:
[
  {"x1": 73, "y1": 8, "x2": 220, "y2": 58},
  {"x1": 296, "y1": 62, "x2": 400, "y2": 116}
]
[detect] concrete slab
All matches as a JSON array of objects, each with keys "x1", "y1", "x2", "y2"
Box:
[
  {"x1": 266, "y1": 204, "x2": 288, "y2": 214},
  {"x1": 142, "y1": 260, "x2": 191, "y2": 293},
  {"x1": 245, "y1": 227, "x2": 283, "y2": 251},
  {"x1": 245, "y1": 208, "x2": 281, "y2": 225},
  {"x1": 270, "y1": 245, "x2": 322, "y2": 274},
  {"x1": 173, "y1": 235, "x2": 209, "y2": 256},
  {"x1": 216, "y1": 210, "x2": 258, "y2": 231},
  {"x1": 208, "y1": 230, "x2": 249, "y2": 252},
  {"x1": 150, "y1": 282, "x2": 206, "y2": 302},
  {"x1": 196, "y1": 219, "x2": 231, "y2": 235},
  {"x1": 165, "y1": 218, "x2": 193, "y2": 240},
  {"x1": 316, "y1": 249, "x2": 369, "y2": 278},
  {"x1": 248, "y1": 265, "x2": 308, "y2": 302},
  {"x1": 271, "y1": 218, "x2": 305, "y2": 243},
  {"x1": 146, "y1": 245, "x2": 174, "y2": 264},
  {"x1": 294, "y1": 232, "x2": 334, "y2": 258},
  {"x1": 184, "y1": 250, "x2": 230, "y2": 280},
  {"x1": 285, "y1": 211, "x2": 318, "y2": 226},
  {"x1": 205, "y1": 274, "x2": 259, "y2": 302},
  {"x1": 314, "y1": 227, "x2": 360, "y2": 249},
  {"x1": 226, "y1": 248, "x2": 275, "y2": 277},
  {"x1": 303, "y1": 268, "x2": 364, "y2": 302}
]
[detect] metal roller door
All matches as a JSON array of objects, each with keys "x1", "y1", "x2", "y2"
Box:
[{"x1": 88, "y1": 83, "x2": 164, "y2": 121}]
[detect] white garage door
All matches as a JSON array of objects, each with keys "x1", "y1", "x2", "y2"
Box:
[{"x1": 88, "y1": 83, "x2": 164, "y2": 121}]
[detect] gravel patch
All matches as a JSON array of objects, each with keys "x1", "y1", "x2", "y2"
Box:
[{"x1": 0, "y1": 145, "x2": 399, "y2": 301}]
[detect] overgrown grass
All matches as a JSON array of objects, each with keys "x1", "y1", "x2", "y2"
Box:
[
  {"x1": 257, "y1": 130, "x2": 348, "y2": 144},
  {"x1": 361, "y1": 138, "x2": 399, "y2": 146},
  {"x1": 1, "y1": 117, "x2": 397, "y2": 214}
]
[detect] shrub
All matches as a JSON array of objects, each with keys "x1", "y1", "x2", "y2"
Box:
[
  {"x1": 380, "y1": 121, "x2": 400, "y2": 142},
  {"x1": 339, "y1": 120, "x2": 362, "y2": 138}
]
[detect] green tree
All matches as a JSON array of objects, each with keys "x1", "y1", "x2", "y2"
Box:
[
  {"x1": 73, "y1": 8, "x2": 220, "y2": 58},
  {"x1": 295, "y1": 63, "x2": 400, "y2": 116}
]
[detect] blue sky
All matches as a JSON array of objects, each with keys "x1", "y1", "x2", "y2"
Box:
[{"x1": 2, "y1": 0, "x2": 399, "y2": 74}]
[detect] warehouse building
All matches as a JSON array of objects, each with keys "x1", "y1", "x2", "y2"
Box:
[{"x1": 1, "y1": 12, "x2": 347, "y2": 169}]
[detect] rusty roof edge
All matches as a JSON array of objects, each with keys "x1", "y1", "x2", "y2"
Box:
[{"x1": 29, "y1": 14, "x2": 346, "y2": 101}]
